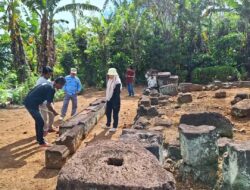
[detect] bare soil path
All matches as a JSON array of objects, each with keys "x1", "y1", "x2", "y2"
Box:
[{"x1": 0, "y1": 88, "x2": 141, "y2": 190}]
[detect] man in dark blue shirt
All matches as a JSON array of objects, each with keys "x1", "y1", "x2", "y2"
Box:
[{"x1": 24, "y1": 77, "x2": 66, "y2": 147}]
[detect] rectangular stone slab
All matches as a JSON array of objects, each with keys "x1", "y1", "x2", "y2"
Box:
[{"x1": 45, "y1": 145, "x2": 70, "y2": 169}]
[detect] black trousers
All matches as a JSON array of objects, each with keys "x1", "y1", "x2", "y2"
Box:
[
  {"x1": 25, "y1": 106, "x2": 45, "y2": 145},
  {"x1": 106, "y1": 101, "x2": 120, "y2": 128}
]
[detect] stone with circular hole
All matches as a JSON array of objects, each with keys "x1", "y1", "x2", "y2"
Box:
[{"x1": 56, "y1": 140, "x2": 176, "y2": 190}]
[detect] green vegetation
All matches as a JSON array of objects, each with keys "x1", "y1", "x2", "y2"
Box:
[{"x1": 0, "y1": 0, "x2": 250, "y2": 105}]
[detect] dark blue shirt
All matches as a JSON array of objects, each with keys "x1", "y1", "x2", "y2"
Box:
[{"x1": 23, "y1": 83, "x2": 55, "y2": 109}]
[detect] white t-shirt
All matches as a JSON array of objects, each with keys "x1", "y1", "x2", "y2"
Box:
[
  {"x1": 147, "y1": 76, "x2": 157, "y2": 88},
  {"x1": 36, "y1": 76, "x2": 52, "y2": 105},
  {"x1": 36, "y1": 76, "x2": 52, "y2": 86}
]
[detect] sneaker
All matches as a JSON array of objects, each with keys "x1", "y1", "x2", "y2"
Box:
[
  {"x1": 40, "y1": 142, "x2": 52, "y2": 148},
  {"x1": 59, "y1": 116, "x2": 64, "y2": 121},
  {"x1": 109, "y1": 128, "x2": 117, "y2": 132},
  {"x1": 101, "y1": 125, "x2": 110, "y2": 129}
]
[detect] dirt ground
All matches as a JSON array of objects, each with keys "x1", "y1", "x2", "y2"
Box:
[
  {"x1": 0, "y1": 88, "x2": 140, "y2": 190},
  {"x1": 0, "y1": 87, "x2": 250, "y2": 190},
  {"x1": 163, "y1": 88, "x2": 250, "y2": 144}
]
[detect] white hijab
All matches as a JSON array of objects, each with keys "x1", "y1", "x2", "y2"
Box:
[{"x1": 106, "y1": 75, "x2": 122, "y2": 101}]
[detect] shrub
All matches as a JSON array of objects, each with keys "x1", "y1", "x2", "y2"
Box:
[{"x1": 191, "y1": 66, "x2": 239, "y2": 84}]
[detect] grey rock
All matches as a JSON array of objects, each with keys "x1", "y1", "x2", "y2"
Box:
[
  {"x1": 180, "y1": 112, "x2": 234, "y2": 138},
  {"x1": 215, "y1": 91, "x2": 227, "y2": 98},
  {"x1": 164, "y1": 140, "x2": 181, "y2": 161},
  {"x1": 150, "y1": 97, "x2": 159, "y2": 106},
  {"x1": 57, "y1": 140, "x2": 176, "y2": 190},
  {"x1": 140, "y1": 96, "x2": 151, "y2": 107},
  {"x1": 154, "y1": 117, "x2": 172, "y2": 127},
  {"x1": 177, "y1": 93, "x2": 192, "y2": 104},
  {"x1": 178, "y1": 83, "x2": 203, "y2": 93},
  {"x1": 160, "y1": 84, "x2": 178, "y2": 96},
  {"x1": 231, "y1": 99, "x2": 250, "y2": 118},
  {"x1": 222, "y1": 141, "x2": 250, "y2": 190},
  {"x1": 121, "y1": 129, "x2": 163, "y2": 161},
  {"x1": 45, "y1": 145, "x2": 70, "y2": 169}
]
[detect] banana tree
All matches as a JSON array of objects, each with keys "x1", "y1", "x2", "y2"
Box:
[
  {"x1": 1, "y1": 0, "x2": 30, "y2": 83},
  {"x1": 23, "y1": 0, "x2": 99, "y2": 70}
]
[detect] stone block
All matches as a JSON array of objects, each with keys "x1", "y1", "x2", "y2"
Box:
[
  {"x1": 133, "y1": 117, "x2": 151, "y2": 129},
  {"x1": 180, "y1": 112, "x2": 234, "y2": 138},
  {"x1": 150, "y1": 97, "x2": 159, "y2": 106},
  {"x1": 177, "y1": 93, "x2": 192, "y2": 104},
  {"x1": 148, "y1": 106, "x2": 159, "y2": 117},
  {"x1": 140, "y1": 96, "x2": 151, "y2": 107},
  {"x1": 157, "y1": 72, "x2": 171, "y2": 87},
  {"x1": 215, "y1": 90, "x2": 227, "y2": 98},
  {"x1": 45, "y1": 145, "x2": 70, "y2": 169},
  {"x1": 56, "y1": 140, "x2": 176, "y2": 190},
  {"x1": 121, "y1": 129, "x2": 163, "y2": 161},
  {"x1": 154, "y1": 117, "x2": 172, "y2": 127},
  {"x1": 164, "y1": 140, "x2": 181, "y2": 161},
  {"x1": 232, "y1": 99, "x2": 250, "y2": 118},
  {"x1": 178, "y1": 83, "x2": 203, "y2": 92},
  {"x1": 56, "y1": 125, "x2": 84, "y2": 154},
  {"x1": 168, "y1": 75, "x2": 179, "y2": 85},
  {"x1": 160, "y1": 84, "x2": 178, "y2": 96},
  {"x1": 179, "y1": 124, "x2": 219, "y2": 185},
  {"x1": 159, "y1": 100, "x2": 168, "y2": 106},
  {"x1": 150, "y1": 89, "x2": 160, "y2": 97},
  {"x1": 179, "y1": 124, "x2": 218, "y2": 166},
  {"x1": 239, "y1": 81, "x2": 250, "y2": 88},
  {"x1": 222, "y1": 141, "x2": 250, "y2": 190}
]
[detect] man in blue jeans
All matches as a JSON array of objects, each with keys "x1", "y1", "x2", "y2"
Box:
[
  {"x1": 60, "y1": 68, "x2": 82, "y2": 120},
  {"x1": 24, "y1": 77, "x2": 66, "y2": 147}
]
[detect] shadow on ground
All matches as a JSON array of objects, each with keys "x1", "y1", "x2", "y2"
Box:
[{"x1": 0, "y1": 136, "x2": 42, "y2": 169}]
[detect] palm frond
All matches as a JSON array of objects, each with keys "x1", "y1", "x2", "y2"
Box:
[{"x1": 54, "y1": 3, "x2": 100, "y2": 15}]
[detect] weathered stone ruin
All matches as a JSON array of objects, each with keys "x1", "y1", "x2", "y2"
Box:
[
  {"x1": 120, "y1": 129, "x2": 163, "y2": 161},
  {"x1": 180, "y1": 112, "x2": 234, "y2": 138},
  {"x1": 179, "y1": 124, "x2": 219, "y2": 185},
  {"x1": 231, "y1": 99, "x2": 250, "y2": 118},
  {"x1": 56, "y1": 140, "x2": 176, "y2": 190},
  {"x1": 45, "y1": 98, "x2": 106, "y2": 169},
  {"x1": 222, "y1": 141, "x2": 250, "y2": 190},
  {"x1": 177, "y1": 93, "x2": 192, "y2": 104}
]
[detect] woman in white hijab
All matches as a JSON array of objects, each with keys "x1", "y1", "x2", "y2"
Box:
[{"x1": 105, "y1": 68, "x2": 122, "y2": 132}]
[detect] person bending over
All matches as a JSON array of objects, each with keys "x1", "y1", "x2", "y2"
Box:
[
  {"x1": 24, "y1": 77, "x2": 66, "y2": 147},
  {"x1": 36, "y1": 66, "x2": 56, "y2": 135}
]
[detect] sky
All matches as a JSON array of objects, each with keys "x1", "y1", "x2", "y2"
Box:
[{"x1": 54, "y1": 0, "x2": 107, "y2": 29}]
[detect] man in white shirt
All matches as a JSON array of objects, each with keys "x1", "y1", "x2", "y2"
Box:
[
  {"x1": 145, "y1": 71, "x2": 157, "y2": 89},
  {"x1": 36, "y1": 66, "x2": 56, "y2": 135}
]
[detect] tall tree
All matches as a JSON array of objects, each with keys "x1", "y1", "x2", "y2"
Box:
[
  {"x1": 23, "y1": 0, "x2": 99, "y2": 71},
  {"x1": 1, "y1": 0, "x2": 30, "y2": 82}
]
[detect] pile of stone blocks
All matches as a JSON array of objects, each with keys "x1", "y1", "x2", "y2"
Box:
[
  {"x1": 56, "y1": 140, "x2": 176, "y2": 190},
  {"x1": 45, "y1": 98, "x2": 106, "y2": 169}
]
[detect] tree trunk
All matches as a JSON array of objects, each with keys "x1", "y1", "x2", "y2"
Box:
[
  {"x1": 8, "y1": 2, "x2": 29, "y2": 83},
  {"x1": 38, "y1": 12, "x2": 49, "y2": 71},
  {"x1": 48, "y1": 20, "x2": 56, "y2": 67}
]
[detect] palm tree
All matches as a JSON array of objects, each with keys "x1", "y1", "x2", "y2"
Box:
[
  {"x1": 1, "y1": 0, "x2": 30, "y2": 82},
  {"x1": 23, "y1": 0, "x2": 99, "y2": 70}
]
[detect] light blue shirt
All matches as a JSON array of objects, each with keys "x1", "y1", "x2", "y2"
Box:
[{"x1": 63, "y1": 75, "x2": 82, "y2": 95}]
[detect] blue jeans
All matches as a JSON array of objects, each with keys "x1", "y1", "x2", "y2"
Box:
[
  {"x1": 61, "y1": 94, "x2": 78, "y2": 117},
  {"x1": 127, "y1": 83, "x2": 134, "y2": 96},
  {"x1": 25, "y1": 107, "x2": 45, "y2": 145}
]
